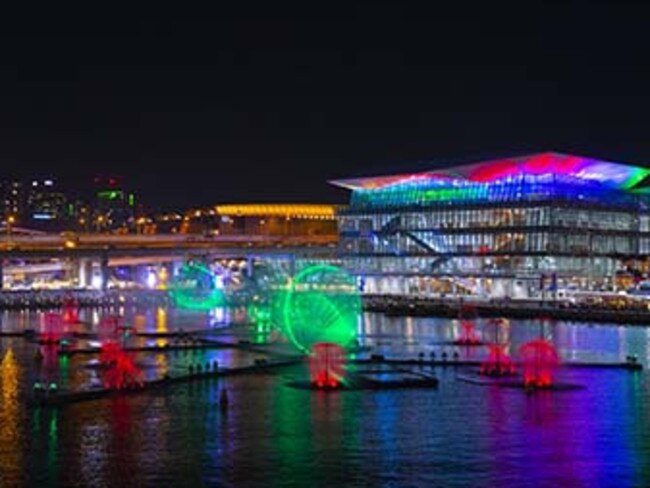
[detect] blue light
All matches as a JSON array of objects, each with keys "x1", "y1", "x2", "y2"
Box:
[{"x1": 214, "y1": 275, "x2": 224, "y2": 290}]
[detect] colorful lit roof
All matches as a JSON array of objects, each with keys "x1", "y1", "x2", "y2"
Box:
[
  {"x1": 215, "y1": 204, "x2": 338, "y2": 219},
  {"x1": 330, "y1": 152, "x2": 650, "y2": 191}
]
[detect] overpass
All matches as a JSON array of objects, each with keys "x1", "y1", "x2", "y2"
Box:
[
  {"x1": 0, "y1": 233, "x2": 337, "y2": 259},
  {"x1": 0, "y1": 233, "x2": 338, "y2": 288}
]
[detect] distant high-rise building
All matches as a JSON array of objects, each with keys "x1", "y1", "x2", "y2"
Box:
[
  {"x1": 70, "y1": 200, "x2": 92, "y2": 232},
  {"x1": 27, "y1": 179, "x2": 69, "y2": 226},
  {"x1": 1, "y1": 180, "x2": 26, "y2": 219},
  {"x1": 93, "y1": 176, "x2": 136, "y2": 230}
]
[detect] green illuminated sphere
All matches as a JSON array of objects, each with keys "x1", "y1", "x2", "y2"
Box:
[
  {"x1": 169, "y1": 263, "x2": 226, "y2": 311},
  {"x1": 277, "y1": 264, "x2": 360, "y2": 354}
]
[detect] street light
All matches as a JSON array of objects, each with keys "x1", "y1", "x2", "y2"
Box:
[
  {"x1": 96, "y1": 215, "x2": 105, "y2": 233},
  {"x1": 6, "y1": 215, "x2": 15, "y2": 240},
  {"x1": 136, "y1": 217, "x2": 147, "y2": 234}
]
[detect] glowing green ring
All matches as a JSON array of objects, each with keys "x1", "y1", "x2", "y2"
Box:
[
  {"x1": 169, "y1": 263, "x2": 226, "y2": 311},
  {"x1": 280, "y1": 264, "x2": 360, "y2": 354}
]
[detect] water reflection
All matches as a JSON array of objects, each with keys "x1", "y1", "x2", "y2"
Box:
[
  {"x1": 39, "y1": 345, "x2": 60, "y2": 386},
  {"x1": 0, "y1": 309, "x2": 649, "y2": 486},
  {"x1": 110, "y1": 397, "x2": 142, "y2": 484},
  {"x1": 309, "y1": 390, "x2": 363, "y2": 485},
  {"x1": 75, "y1": 406, "x2": 111, "y2": 486},
  {"x1": 155, "y1": 307, "x2": 167, "y2": 347},
  {"x1": 357, "y1": 313, "x2": 650, "y2": 366},
  {"x1": 0, "y1": 349, "x2": 21, "y2": 485},
  {"x1": 46, "y1": 409, "x2": 59, "y2": 484}
]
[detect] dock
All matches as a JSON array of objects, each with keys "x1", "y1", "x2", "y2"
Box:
[
  {"x1": 58, "y1": 343, "x2": 231, "y2": 356},
  {"x1": 351, "y1": 356, "x2": 643, "y2": 371},
  {"x1": 31, "y1": 358, "x2": 302, "y2": 407},
  {"x1": 455, "y1": 373, "x2": 584, "y2": 391},
  {"x1": 364, "y1": 294, "x2": 650, "y2": 325},
  {"x1": 0, "y1": 329, "x2": 35, "y2": 337}
]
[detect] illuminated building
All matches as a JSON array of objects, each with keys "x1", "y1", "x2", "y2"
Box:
[
  {"x1": 69, "y1": 200, "x2": 92, "y2": 232},
  {"x1": 214, "y1": 204, "x2": 339, "y2": 237},
  {"x1": 27, "y1": 179, "x2": 69, "y2": 228},
  {"x1": 93, "y1": 177, "x2": 136, "y2": 230},
  {"x1": 0, "y1": 180, "x2": 25, "y2": 219},
  {"x1": 331, "y1": 152, "x2": 650, "y2": 297},
  {"x1": 152, "y1": 212, "x2": 183, "y2": 234}
]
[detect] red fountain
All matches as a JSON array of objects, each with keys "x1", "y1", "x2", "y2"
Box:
[
  {"x1": 98, "y1": 315, "x2": 125, "y2": 341},
  {"x1": 519, "y1": 339, "x2": 560, "y2": 388},
  {"x1": 477, "y1": 317, "x2": 516, "y2": 376},
  {"x1": 99, "y1": 341, "x2": 123, "y2": 364},
  {"x1": 454, "y1": 320, "x2": 482, "y2": 346},
  {"x1": 480, "y1": 343, "x2": 516, "y2": 376},
  {"x1": 40, "y1": 313, "x2": 64, "y2": 344},
  {"x1": 309, "y1": 343, "x2": 346, "y2": 389},
  {"x1": 62, "y1": 296, "x2": 79, "y2": 325},
  {"x1": 100, "y1": 341, "x2": 143, "y2": 390}
]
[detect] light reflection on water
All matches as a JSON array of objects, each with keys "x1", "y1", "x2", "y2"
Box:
[
  {"x1": 0, "y1": 308, "x2": 650, "y2": 486},
  {"x1": 0, "y1": 349, "x2": 21, "y2": 486}
]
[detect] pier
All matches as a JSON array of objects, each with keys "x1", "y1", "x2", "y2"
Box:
[
  {"x1": 31, "y1": 358, "x2": 302, "y2": 407},
  {"x1": 364, "y1": 295, "x2": 650, "y2": 325},
  {"x1": 351, "y1": 356, "x2": 643, "y2": 371}
]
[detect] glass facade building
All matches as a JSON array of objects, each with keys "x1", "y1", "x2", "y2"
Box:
[{"x1": 332, "y1": 152, "x2": 650, "y2": 297}]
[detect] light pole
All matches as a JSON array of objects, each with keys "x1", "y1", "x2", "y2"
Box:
[
  {"x1": 136, "y1": 217, "x2": 147, "y2": 235},
  {"x1": 6, "y1": 215, "x2": 15, "y2": 241},
  {"x1": 96, "y1": 215, "x2": 105, "y2": 233}
]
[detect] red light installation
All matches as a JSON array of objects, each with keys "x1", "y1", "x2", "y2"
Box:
[
  {"x1": 40, "y1": 313, "x2": 64, "y2": 344},
  {"x1": 480, "y1": 344, "x2": 516, "y2": 376},
  {"x1": 479, "y1": 318, "x2": 516, "y2": 376},
  {"x1": 99, "y1": 341, "x2": 122, "y2": 364},
  {"x1": 98, "y1": 315, "x2": 124, "y2": 341},
  {"x1": 519, "y1": 339, "x2": 560, "y2": 388},
  {"x1": 62, "y1": 296, "x2": 79, "y2": 325},
  {"x1": 100, "y1": 341, "x2": 143, "y2": 390},
  {"x1": 309, "y1": 343, "x2": 346, "y2": 389},
  {"x1": 455, "y1": 320, "x2": 481, "y2": 345}
]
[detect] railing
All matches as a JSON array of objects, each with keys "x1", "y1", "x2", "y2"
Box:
[{"x1": 0, "y1": 233, "x2": 338, "y2": 252}]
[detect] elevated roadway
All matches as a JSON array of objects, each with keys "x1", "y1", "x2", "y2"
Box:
[{"x1": 0, "y1": 233, "x2": 338, "y2": 260}]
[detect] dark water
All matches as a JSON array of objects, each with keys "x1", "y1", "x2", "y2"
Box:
[{"x1": 1, "y1": 308, "x2": 650, "y2": 487}]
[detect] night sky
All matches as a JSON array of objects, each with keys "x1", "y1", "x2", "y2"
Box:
[{"x1": 2, "y1": 2, "x2": 650, "y2": 209}]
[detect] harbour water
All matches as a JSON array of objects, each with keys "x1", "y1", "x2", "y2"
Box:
[{"x1": 1, "y1": 308, "x2": 650, "y2": 487}]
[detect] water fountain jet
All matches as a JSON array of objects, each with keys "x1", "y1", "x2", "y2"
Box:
[
  {"x1": 519, "y1": 339, "x2": 560, "y2": 388},
  {"x1": 310, "y1": 343, "x2": 346, "y2": 389}
]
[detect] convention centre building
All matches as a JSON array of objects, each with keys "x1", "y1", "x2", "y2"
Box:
[{"x1": 332, "y1": 152, "x2": 650, "y2": 297}]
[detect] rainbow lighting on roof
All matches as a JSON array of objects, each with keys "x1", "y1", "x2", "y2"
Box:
[{"x1": 330, "y1": 152, "x2": 650, "y2": 209}]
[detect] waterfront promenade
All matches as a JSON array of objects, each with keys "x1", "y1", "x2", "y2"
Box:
[
  {"x1": 363, "y1": 294, "x2": 650, "y2": 324},
  {"x1": 0, "y1": 288, "x2": 169, "y2": 310},
  {"x1": 2, "y1": 288, "x2": 650, "y2": 325}
]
